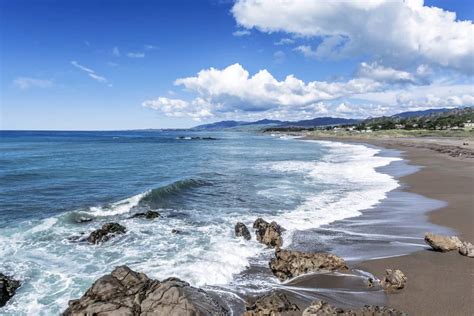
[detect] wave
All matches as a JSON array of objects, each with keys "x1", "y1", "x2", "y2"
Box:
[{"x1": 138, "y1": 178, "x2": 212, "y2": 208}]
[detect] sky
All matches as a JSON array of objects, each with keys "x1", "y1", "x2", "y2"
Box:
[{"x1": 1, "y1": 0, "x2": 473, "y2": 130}]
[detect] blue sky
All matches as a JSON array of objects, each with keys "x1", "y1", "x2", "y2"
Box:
[{"x1": 1, "y1": 0, "x2": 473, "y2": 130}]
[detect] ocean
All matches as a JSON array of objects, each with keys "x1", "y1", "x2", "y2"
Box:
[{"x1": 0, "y1": 131, "x2": 443, "y2": 314}]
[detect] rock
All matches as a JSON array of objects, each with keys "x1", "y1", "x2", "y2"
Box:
[
  {"x1": 424, "y1": 233, "x2": 462, "y2": 252},
  {"x1": 381, "y1": 269, "x2": 407, "y2": 291},
  {"x1": 63, "y1": 265, "x2": 228, "y2": 316},
  {"x1": 171, "y1": 229, "x2": 181, "y2": 234},
  {"x1": 459, "y1": 241, "x2": 474, "y2": 257},
  {"x1": 243, "y1": 292, "x2": 299, "y2": 316},
  {"x1": 235, "y1": 222, "x2": 251, "y2": 240},
  {"x1": 253, "y1": 218, "x2": 284, "y2": 248},
  {"x1": 0, "y1": 273, "x2": 20, "y2": 308},
  {"x1": 86, "y1": 222, "x2": 126, "y2": 244},
  {"x1": 302, "y1": 300, "x2": 407, "y2": 316},
  {"x1": 131, "y1": 211, "x2": 160, "y2": 220},
  {"x1": 269, "y1": 248, "x2": 348, "y2": 281}
]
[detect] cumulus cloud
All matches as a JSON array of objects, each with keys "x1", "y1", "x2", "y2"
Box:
[
  {"x1": 13, "y1": 77, "x2": 53, "y2": 90},
  {"x1": 143, "y1": 63, "x2": 473, "y2": 121},
  {"x1": 143, "y1": 63, "x2": 383, "y2": 120},
  {"x1": 232, "y1": 0, "x2": 474, "y2": 72},
  {"x1": 142, "y1": 97, "x2": 213, "y2": 121},
  {"x1": 357, "y1": 62, "x2": 431, "y2": 84},
  {"x1": 71, "y1": 61, "x2": 111, "y2": 86}
]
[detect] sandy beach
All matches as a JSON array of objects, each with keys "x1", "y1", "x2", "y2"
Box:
[{"x1": 303, "y1": 134, "x2": 474, "y2": 315}]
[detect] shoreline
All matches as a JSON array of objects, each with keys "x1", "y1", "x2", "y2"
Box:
[{"x1": 302, "y1": 135, "x2": 474, "y2": 315}]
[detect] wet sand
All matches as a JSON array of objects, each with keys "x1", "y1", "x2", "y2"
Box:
[{"x1": 305, "y1": 135, "x2": 474, "y2": 315}]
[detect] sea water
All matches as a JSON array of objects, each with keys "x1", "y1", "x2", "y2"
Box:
[{"x1": 0, "y1": 131, "x2": 400, "y2": 314}]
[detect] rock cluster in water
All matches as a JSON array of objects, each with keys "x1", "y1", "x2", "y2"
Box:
[
  {"x1": 302, "y1": 300, "x2": 407, "y2": 316},
  {"x1": 424, "y1": 232, "x2": 473, "y2": 257},
  {"x1": 269, "y1": 248, "x2": 348, "y2": 281},
  {"x1": 243, "y1": 292, "x2": 299, "y2": 316},
  {"x1": 253, "y1": 218, "x2": 284, "y2": 248},
  {"x1": 86, "y1": 222, "x2": 127, "y2": 244},
  {"x1": 0, "y1": 273, "x2": 20, "y2": 308},
  {"x1": 235, "y1": 222, "x2": 251, "y2": 240},
  {"x1": 130, "y1": 210, "x2": 160, "y2": 220},
  {"x1": 62, "y1": 265, "x2": 228, "y2": 316}
]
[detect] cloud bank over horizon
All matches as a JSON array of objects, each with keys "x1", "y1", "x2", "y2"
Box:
[{"x1": 143, "y1": 0, "x2": 473, "y2": 122}]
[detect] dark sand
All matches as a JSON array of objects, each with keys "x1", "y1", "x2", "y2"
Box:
[{"x1": 305, "y1": 136, "x2": 474, "y2": 315}]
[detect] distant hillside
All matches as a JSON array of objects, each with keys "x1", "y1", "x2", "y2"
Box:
[
  {"x1": 390, "y1": 108, "x2": 451, "y2": 119},
  {"x1": 192, "y1": 117, "x2": 357, "y2": 131}
]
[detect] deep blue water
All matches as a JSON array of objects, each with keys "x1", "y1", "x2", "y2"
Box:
[{"x1": 0, "y1": 130, "x2": 401, "y2": 314}]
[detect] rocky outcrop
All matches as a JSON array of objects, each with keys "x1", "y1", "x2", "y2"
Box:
[
  {"x1": 459, "y1": 241, "x2": 474, "y2": 258},
  {"x1": 131, "y1": 211, "x2": 160, "y2": 220},
  {"x1": 302, "y1": 300, "x2": 406, "y2": 316},
  {"x1": 381, "y1": 269, "x2": 407, "y2": 291},
  {"x1": 0, "y1": 273, "x2": 20, "y2": 308},
  {"x1": 86, "y1": 222, "x2": 127, "y2": 244},
  {"x1": 243, "y1": 292, "x2": 299, "y2": 316},
  {"x1": 253, "y1": 218, "x2": 284, "y2": 248},
  {"x1": 269, "y1": 248, "x2": 348, "y2": 281},
  {"x1": 235, "y1": 222, "x2": 251, "y2": 240},
  {"x1": 63, "y1": 265, "x2": 228, "y2": 316},
  {"x1": 424, "y1": 233, "x2": 462, "y2": 252}
]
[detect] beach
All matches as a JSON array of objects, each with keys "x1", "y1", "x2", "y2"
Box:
[{"x1": 303, "y1": 134, "x2": 474, "y2": 315}]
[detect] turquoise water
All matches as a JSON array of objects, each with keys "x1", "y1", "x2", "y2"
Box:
[{"x1": 0, "y1": 131, "x2": 401, "y2": 314}]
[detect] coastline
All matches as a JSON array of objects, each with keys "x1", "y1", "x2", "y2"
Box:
[{"x1": 302, "y1": 135, "x2": 474, "y2": 315}]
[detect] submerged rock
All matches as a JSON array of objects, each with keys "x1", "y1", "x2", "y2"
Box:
[
  {"x1": 63, "y1": 265, "x2": 228, "y2": 316},
  {"x1": 381, "y1": 269, "x2": 407, "y2": 291},
  {"x1": 235, "y1": 222, "x2": 251, "y2": 240},
  {"x1": 303, "y1": 300, "x2": 407, "y2": 316},
  {"x1": 253, "y1": 218, "x2": 284, "y2": 248},
  {"x1": 86, "y1": 222, "x2": 126, "y2": 244},
  {"x1": 459, "y1": 241, "x2": 474, "y2": 258},
  {"x1": 243, "y1": 292, "x2": 299, "y2": 316},
  {"x1": 171, "y1": 229, "x2": 181, "y2": 234},
  {"x1": 269, "y1": 248, "x2": 348, "y2": 281},
  {"x1": 0, "y1": 273, "x2": 20, "y2": 308},
  {"x1": 76, "y1": 216, "x2": 93, "y2": 223},
  {"x1": 130, "y1": 210, "x2": 160, "y2": 220},
  {"x1": 424, "y1": 233, "x2": 462, "y2": 252}
]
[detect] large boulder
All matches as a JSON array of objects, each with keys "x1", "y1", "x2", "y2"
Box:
[
  {"x1": 380, "y1": 269, "x2": 407, "y2": 291},
  {"x1": 302, "y1": 300, "x2": 406, "y2": 316},
  {"x1": 86, "y1": 222, "x2": 127, "y2": 244},
  {"x1": 459, "y1": 241, "x2": 474, "y2": 258},
  {"x1": 235, "y1": 222, "x2": 251, "y2": 240},
  {"x1": 130, "y1": 211, "x2": 160, "y2": 220},
  {"x1": 243, "y1": 292, "x2": 299, "y2": 316},
  {"x1": 0, "y1": 273, "x2": 20, "y2": 307},
  {"x1": 424, "y1": 233, "x2": 462, "y2": 252},
  {"x1": 63, "y1": 265, "x2": 228, "y2": 316},
  {"x1": 253, "y1": 218, "x2": 284, "y2": 248},
  {"x1": 269, "y1": 248, "x2": 348, "y2": 281}
]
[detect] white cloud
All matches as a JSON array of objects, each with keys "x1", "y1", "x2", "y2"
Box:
[
  {"x1": 233, "y1": 29, "x2": 251, "y2": 37},
  {"x1": 71, "y1": 61, "x2": 111, "y2": 86},
  {"x1": 145, "y1": 44, "x2": 158, "y2": 50},
  {"x1": 357, "y1": 62, "x2": 417, "y2": 84},
  {"x1": 13, "y1": 77, "x2": 53, "y2": 90},
  {"x1": 144, "y1": 63, "x2": 382, "y2": 119},
  {"x1": 274, "y1": 38, "x2": 295, "y2": 45},
  {"x1": 232, "y1": 0, "x2": 474, "y2": 72},
  {"x1": 127, "y1": 52, "x2": 145, "y2": 58},
  {"x1": 142, "y1": 97, "x2": 213, "y2": 121},
  {"x1": 144, "y1": 63, "x2": 473, "y2": 120}
]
